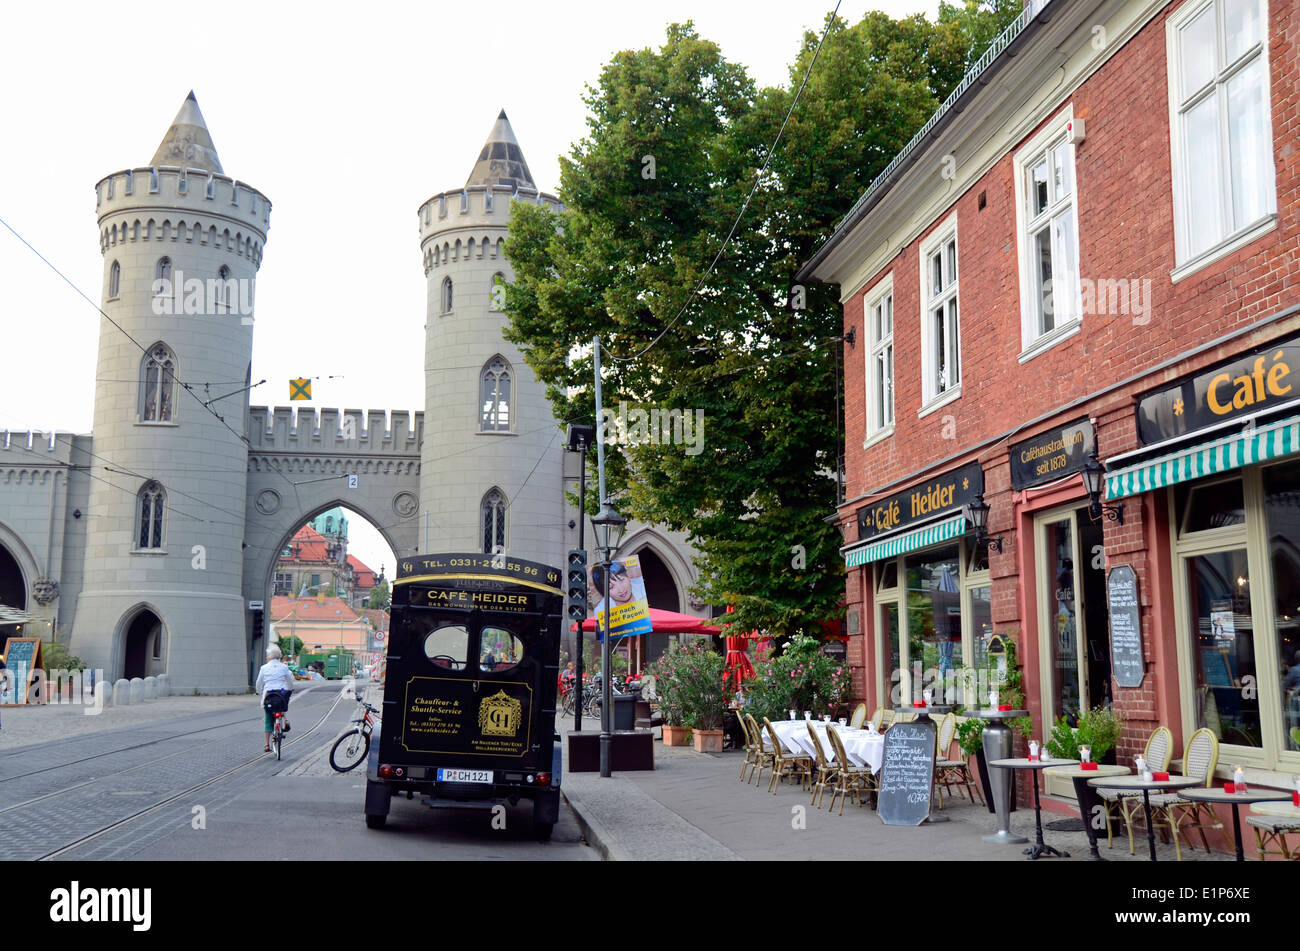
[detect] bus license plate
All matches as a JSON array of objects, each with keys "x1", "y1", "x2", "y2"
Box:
[{"x1": 438, "y1": 768, "x2": 492, "y2": 784}]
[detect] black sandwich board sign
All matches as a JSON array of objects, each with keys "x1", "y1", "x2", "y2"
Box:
[
  {"x1": 1107, "y1": 565, "x2": 1144, "y2": 688},
  {"x1": 877, "y1": 719, "x2": 936, "y2": 826}
]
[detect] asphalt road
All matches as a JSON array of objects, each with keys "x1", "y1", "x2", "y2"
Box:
[{"x1": 0, "y1": 683, "x2": 593, "y2": 861}]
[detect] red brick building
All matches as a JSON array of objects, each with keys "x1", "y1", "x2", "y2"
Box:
[{"x1": 801, "y1": 0, "x2": 1299, "y2": 798}]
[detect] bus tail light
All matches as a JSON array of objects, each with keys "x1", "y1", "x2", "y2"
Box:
[
  {"x1": 536, "y1": 772, "x2": 551, "y2": 787},
  {"x1": 378, "y1": 764, "x2": 395, "y2": 779}
]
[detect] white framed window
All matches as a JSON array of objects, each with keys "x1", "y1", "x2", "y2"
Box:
[
  {"x1": 108, "y1": 260, "x2": 121, "y2": 300},
  {"x1": 1014, "y1": 108, "x2": 1082, "y2": 358},
  {"x1": 140, "y1": 344, "x2": 176, "y2": 422},
  {"x1": 137, "y1": 481, "x2": 165, "y2": 550},
  {"x1": 1167, "y1": 0, "x2": 1275, "y2": 279},
  {"x1": 864, "y1": 275, "x2": 894, "y2": 442},
  {"x1": 481, "y1": 488, "x2": 507, "y2": 554},
  {"x1": 480, "y1": 355, "x2": 512, "y2": 432},
  {"x1": 918, "y1": 213, "x2": 960, "y2": 411}
]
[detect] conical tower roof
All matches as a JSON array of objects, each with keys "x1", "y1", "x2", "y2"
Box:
[
  {"x1": 150, "y1": 91, "x2": 224, "y2": 174},
  {"x1": 465, "y1": 110, "x2": 535, "y2": 190}
]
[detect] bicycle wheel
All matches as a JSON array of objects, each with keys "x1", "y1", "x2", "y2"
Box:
[
  {"x1": 273, "y1": 726, "x2": 282, "y2": 761},
  {"x1": 330, "y1": 729, "x2": 370, "y2": 772}
]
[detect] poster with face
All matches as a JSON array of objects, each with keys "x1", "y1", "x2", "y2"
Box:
[{"x1": 588, "y1": 554, "x2": 651, "y2": 640}]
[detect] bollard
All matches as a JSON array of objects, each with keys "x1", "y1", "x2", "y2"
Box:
[
  {"x1": 143, "y1": 676, "x2": 157, "y2": 701},
  {"x1": 129, "y1": 677, "x2": 144, "y2": 704},
  {"x1": 96, "y1": 680, "x2": 111, "y2": 708},
  {"x1": 113, "y1": 678, "x2": 130, "y2": 706},
  {"x1": 156, "y1": 674, "x2": 169, "y2": 698}
]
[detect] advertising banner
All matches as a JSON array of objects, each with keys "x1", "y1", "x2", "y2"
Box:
[{"x1": 589, "y1": 554, "x2": 652, "y2": 640}]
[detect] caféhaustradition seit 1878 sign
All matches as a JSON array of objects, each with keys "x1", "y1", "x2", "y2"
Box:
[{"x1": 1009, "y1": 419, "x2": 1095, "y2": 490}]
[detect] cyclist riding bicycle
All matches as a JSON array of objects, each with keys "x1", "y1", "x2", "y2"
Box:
[{"x1": 256, "y1": 645, "x2": 295, "y2": 753}]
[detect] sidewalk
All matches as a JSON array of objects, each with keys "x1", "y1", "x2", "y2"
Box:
[{"x1": 559, "y1": 720, "x2": 1234, "y2": 862}]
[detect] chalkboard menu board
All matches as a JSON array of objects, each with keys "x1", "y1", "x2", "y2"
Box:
[
  {"x1": 877, "y1": 720, "x2": 936, "y2": 826},
  {"x1": 0, "y1": 637, "x2": 42, "y2": 705},
  {"x1": 1107, "y1": 565, "x2": 1144, "y2": 688}
]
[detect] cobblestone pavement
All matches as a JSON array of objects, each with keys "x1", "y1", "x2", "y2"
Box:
[{"x1": 2, "y1": 679, "x2": 592, "y2": 861}]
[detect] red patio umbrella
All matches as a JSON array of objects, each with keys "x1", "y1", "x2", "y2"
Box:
[{"x1": 574, "y1": 607, "x2": 722, "y2": 635}]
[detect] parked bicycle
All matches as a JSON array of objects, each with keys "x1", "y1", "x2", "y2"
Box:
[{"x1": 330, "y1": 696, "x2": 382, "y2": 772}]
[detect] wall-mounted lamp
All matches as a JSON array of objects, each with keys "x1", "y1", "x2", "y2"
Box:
[
  {"x1": 1082, "y1": 451, "x2": 1124, "y2": 525},
  {"x1": 840, "y1": 326, "x2": 856, "y2": 349},
  {"x1": 965, "y1": 494, "x2": 1002, "y2": 553}
]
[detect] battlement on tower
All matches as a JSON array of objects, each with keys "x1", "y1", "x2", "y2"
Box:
[
  {"x1": 247, "y1": 406, "x2": 423, "y2": 455},
  {"x1": 95, "y1": 167, "x2": 270, "y2": 265},
  {"x1": 418, "y1": 184, "x2": 562, "y2": 276}
]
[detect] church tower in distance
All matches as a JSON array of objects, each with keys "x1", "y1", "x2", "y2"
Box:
[
  {"x1": 70, "y1": 93, "x2": 271, "y2": 692},
  {"x1": 416, "y1": 112, "x2": 566, "y2": 569}
]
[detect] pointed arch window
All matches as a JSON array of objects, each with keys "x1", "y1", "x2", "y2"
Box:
[
  {"x1": 481, "y1": 488, "x2": 506, "y2": 554},
  {"x1": 109, "y1": 261, "x2": 121, "y2": 300},
  {"x1": 441, "y1": 276, "x2": 454, "y2": 314},
  {"x1": 216, "y1": 265, "x2": 231, "y2": 311},
  {"x1": 480, "y1": 356, "x2": 511, "y2": 432},
  {"x1": 141, "y1": 344, "x2": 177, "y2": 422},
  {"x1": 489, "y1": 272, "x2": 506, "y2": 311},
  {"x1": 156, "y1": 256, "x2": 172, "y2": 284},
  {"x1": 137, "y1": 481, "x2": 165, "y2": 550}
]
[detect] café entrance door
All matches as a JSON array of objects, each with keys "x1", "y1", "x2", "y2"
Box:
[{"x1": 1035, "y1": 506, "x2": 1112, "y2": 730}]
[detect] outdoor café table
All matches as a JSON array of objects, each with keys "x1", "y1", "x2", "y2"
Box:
[
  {"x1": 770, "y1": 720, "x2": 884, "y2": 773},
  {"x1": 1088, "y1": 774, "x2": 1202, "y2": 862},
  {"x1": 967, "y1": 709, "x2": 1030, "y2": 845},
  {"x1": 1043, "y1": 763, "x2": 1131, "y2": 861},
  {"x1": 989, "y1": 758, "x2": 1079, "y2": 860},
  {"x1": 1176, "y1": 787, "x2": 1293, "y2": 862}
]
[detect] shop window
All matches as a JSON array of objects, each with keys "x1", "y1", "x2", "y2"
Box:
[
  {"x1": 905, "y1": 544, "x2": 963, "y2": 681},
  {"x1": 879, "y1": 602, "x2": 901, "y2": 704},
  {"x1": 876, "y1": 560, "x2": 898, "y2": 593},
  {"x1": 968, "y1": 585, "x2": 992, "y2": 673},
  {"x1": 423, "y1": 623, "x2": 470, "y2": 669},
  {"x1": 1044, "y1": 518, "x2": 1083, "y2": 726},
  {"x1": 1186, "y1": 548, "x2": 1260, "y2": 748},
  {"x1": 1264, "y1": 459, "x2": 1300, "y2": 752},
  {"x1": 1167, "y1": 0, "x2": 1275, "y2": 275},
  {"x1": 1177, "y1": 478, "x2": 1246, "y2": 533}
]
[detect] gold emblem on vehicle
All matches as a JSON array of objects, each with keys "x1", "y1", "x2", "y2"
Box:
[{"x1": 478, "y1": 690, "x2": 522, "y2": 737}]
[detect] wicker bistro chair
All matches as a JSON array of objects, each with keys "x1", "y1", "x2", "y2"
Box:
[
  {"x1": 870, "y1": 707, "x2": 887, "y2": 732},
  {"x1": 763, "y1": 718, "x2": 812, "y2": 794},
  {"x1": 1101, "y1": 726, "x2": 1173, "y2": 853},
  {"x1": 745, "y1": 713, "x2": 779, "y2": 788},
  {"x1": 1143, "y1": 728, "x2": 1221, "y2": 861},
  {"x1": 1246, "y1": 813, "x2": 1300, "y2": 861},
  {"x1": 851, "y1": 703, "x2": 869, "y2": 730},
  {"x1": 737, "y1": 711, "x2": 760, "y2": 782},
  {"x1": 826, "y1": 725, "x2": 876, "y2": 815},
  {"x1": 877, "y1": 708, "x2": 895, "y2": 732},
  {"x1": 934, "y1": 714, "x2": 983, "y2": 806},
  {"x1": 807, "y1": 723, "x2": 839, "y2": 809}
]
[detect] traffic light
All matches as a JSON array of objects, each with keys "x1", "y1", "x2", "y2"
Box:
[
  {"x1": 252, "y1": 609, "x2": 264, "y2": 642},
  {"x1": 566, "y1": 549, "x2": 588, "y2": 623}
]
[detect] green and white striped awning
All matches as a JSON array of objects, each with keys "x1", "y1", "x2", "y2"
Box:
[
  {"x1": 844, "y1": 513, "x2": 968, "y2": 568},
  {"x1": 1106, "y1": 415, "x2": 1300, "y2": 501}
]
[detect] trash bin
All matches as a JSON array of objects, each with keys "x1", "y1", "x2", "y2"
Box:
[{"x1": 613, "y1": 693, "x2": 637, "y2": 730}]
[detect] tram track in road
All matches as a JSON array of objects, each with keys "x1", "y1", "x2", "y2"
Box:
[{"x1": 4, "y1": 685, "x2": 354, "y2": 860}]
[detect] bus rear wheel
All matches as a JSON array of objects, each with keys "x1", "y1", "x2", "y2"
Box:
[{"x1": 365, "y1": 813, "x2": 387, "y2": 829}]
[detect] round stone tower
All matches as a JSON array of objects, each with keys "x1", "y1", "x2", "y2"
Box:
[
  {"x1": 70, "y1": 92, "x2": 270, "y2": 691},
  {"x1": 416, "y1": 111, "x2": 565, "y2": 568}
]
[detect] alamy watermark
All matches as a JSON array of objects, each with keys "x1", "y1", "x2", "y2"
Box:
[
  {"x1": 152, "y1": 270, "x2": 255, "y2": 324},
  {"x1": 5, "y1": 668, "x2": 107, "y2": 714},
  {"x1": 600, "y1": 401, "x2": 705, "y2": 456}
]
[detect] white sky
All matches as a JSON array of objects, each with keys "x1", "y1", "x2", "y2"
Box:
[{"x1": 0, "y1": 0, "x2": 939, "y2": 575}]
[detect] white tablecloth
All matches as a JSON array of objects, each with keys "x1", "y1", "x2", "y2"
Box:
[{"x1": 769, "y1": 720, "x2": 885, "y2": 774}]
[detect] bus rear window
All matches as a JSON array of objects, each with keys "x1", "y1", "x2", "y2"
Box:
[
  {"x1": 423, "y1": 623, "x2": 470, "y2": 670},
  {"x1": 478, "y1": 626, "x2": 524, "y2": 673}
]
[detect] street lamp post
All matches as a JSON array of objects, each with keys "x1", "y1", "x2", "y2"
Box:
[{"x1": 590, "y1": 500, "x2": 627, "y2": 778}]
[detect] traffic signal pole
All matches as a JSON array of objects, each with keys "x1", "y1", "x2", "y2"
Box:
[{"x1": 574, "y1": 446, "x2": 586, "y2": 731}]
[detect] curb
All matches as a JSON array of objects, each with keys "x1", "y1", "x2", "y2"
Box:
[{"x1": 561, "y1": 786, "x2": 631, "y2": 861}]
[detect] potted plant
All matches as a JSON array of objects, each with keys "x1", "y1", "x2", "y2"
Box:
[
  {"x1": 1046, "y1": 705, "x2": 1123, "y2": 762},
  {"x1": 649, "y1": 646, "x2": 691, "y2": 745},
  {"x1": 674, "y1": 642, "x2": 726, "y2": 753}
]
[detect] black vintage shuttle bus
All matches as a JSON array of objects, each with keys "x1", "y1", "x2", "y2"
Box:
[{"x1": 364, "y1": 553, "x2": 565, "y2": 839}]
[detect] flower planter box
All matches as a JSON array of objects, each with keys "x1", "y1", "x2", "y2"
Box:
[
  {"x1": 691, "y1": 728, "x2": 725, "y2": 753},
  {"x1": 661, "y1": 725, "x2": 691, "y2": 746}
]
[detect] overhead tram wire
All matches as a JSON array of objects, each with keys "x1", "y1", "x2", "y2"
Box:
[
  {"x1": 0, "y1": 212, "x2": 300, "y2": 498},
  {"x1": 609, "y1": 0, "x2": 844, "y2": 366}
]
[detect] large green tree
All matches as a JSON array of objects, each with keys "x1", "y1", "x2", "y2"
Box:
[{"x1": 504, "y1": 12, "x2": 1020, "y2": 640}]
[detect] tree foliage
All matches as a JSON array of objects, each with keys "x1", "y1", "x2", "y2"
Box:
[{"x1": 504, "y1": 12, "x2": 1020, "y2": 640}]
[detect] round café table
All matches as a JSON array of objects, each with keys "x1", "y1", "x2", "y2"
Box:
[
  {"x1": 989, "y1": 757, "x2": 1079, "y2": 859},
  {"x1": 1088, "y1": 774, "x2": 1201, "y2": 862},
  {"x1": 1044, "y1": 763, "x2": 1131, "y2": 861},
  {"x1": 1177, "y1": 787, "x2": 1293, "y2": 861}
]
